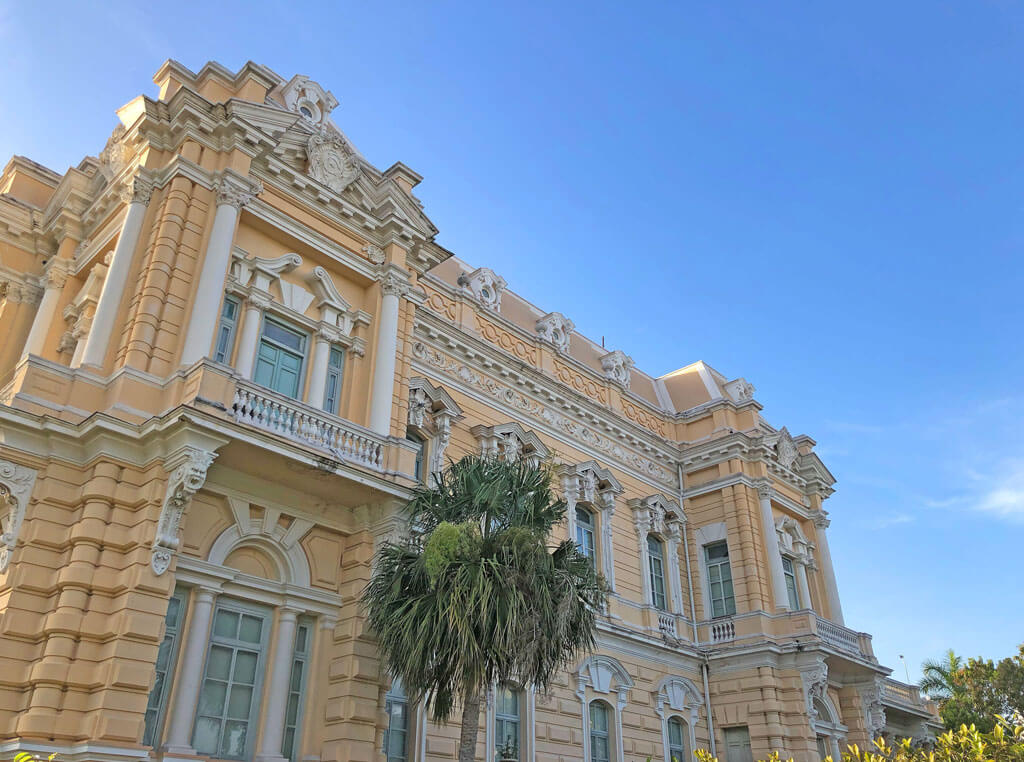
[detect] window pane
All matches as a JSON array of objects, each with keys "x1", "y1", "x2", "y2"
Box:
[
  {"x1": 205, "y1": 645, "x2": 233, "y2": 680},
  {"x1": 669, "y1": 717, "x2": 684, "y2": 745},
  {"x1": 214, "y1": 611, "x2": 239, "y2": 639},
  {"x1": 238, "y1": 615, "x2": 263, "y2": 644},
  {"x1": 192, "y1": 717, "x2": 221, "y2": 755},
  {"x1": 198, "y1": 680, "x2": 227, "y2": 715},
  {"x1": 590, "y1": 702, "x2": 608, "y2": 732},
  {"x1": 221, "y1": 720, "x2": 248, "y2": 758},
  {"x1": 263, "y1": 320, "x2": 305, "y2": 352}
]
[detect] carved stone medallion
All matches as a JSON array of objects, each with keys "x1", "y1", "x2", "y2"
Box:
[{"x1": 306, "y1": 129, "x2": 360, "y2": 194}]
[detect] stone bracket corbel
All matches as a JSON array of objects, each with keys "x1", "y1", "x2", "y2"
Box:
[
  {"x1": 151, "y1": 447, "x2": 218, "y2": 575},
  {"x1": 0, "y1": 459, "x2": 40, "y2": 573}
]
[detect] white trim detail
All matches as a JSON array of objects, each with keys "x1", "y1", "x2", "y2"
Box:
[
  {"x1": 576, "y1": 655, "x2": 633, "y2": 762},
  {"x1": 654, "y1": 676, "x2": 703, "y2": 762},
  {"x1": 151, "y1": 447, "x2": 218, "y2": 576}
]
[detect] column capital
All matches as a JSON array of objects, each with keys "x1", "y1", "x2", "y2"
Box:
[
  {"x1": 813, "y1": 512, "x2": 831, "y2": 529},
  {"x1": 380, "y1": 269, "x2": 412, "y2": 298},
  {"x1": 755, "y1": 477, "x2": 774, "y2": 500},
  {"x1": 247, "y1": 289, "x2": 273, "y2": 311},
  {"x1": 215, "y1": 173, "x2": 263, "y2": 209},
  {"x1": 41, "y1": 258, "x2": 70, "y2": 290},
  {"x1": 119, "y1": 175, "x2": 154, "y2": 206}
]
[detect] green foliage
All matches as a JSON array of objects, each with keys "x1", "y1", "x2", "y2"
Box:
[
  {"x1": 361, "y1": 454, "x2": 607, "y2": 743},
  {"x1": 690, "y1": 716, "x2": 1024, "y2": 762},
  {"x1": 921, "y1": 645, "x2": 1024, "y2": 732}
]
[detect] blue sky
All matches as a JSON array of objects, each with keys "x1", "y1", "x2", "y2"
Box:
[{"x1": 2, "y1": 1, "x2": 1021, "y2": 681}]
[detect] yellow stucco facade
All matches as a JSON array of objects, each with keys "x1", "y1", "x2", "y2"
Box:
[{"x1": 0, "y1": 60, "x2": 938, "y2": 762}]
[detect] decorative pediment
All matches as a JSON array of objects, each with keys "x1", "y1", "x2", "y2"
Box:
[
  {"x1": 629, "y1": 494, "x2": 684, "y2": 538},
  {"x1": 601, "y1": 350, "x2": 633, "y2": 389},
  {"x1": 457, "y1": 267, "x2": 506, "y2": 311},
  {"x1": 308, "y1": 266, "x2": 353, "y2": 333},
  {"x1": 535, "y1": 312, "x2": 574, "y2": 353},
  {"x1": 654, "y1": 676, "x2": 703, "y2": 716},
  {"x1": 776, "y1": 515, "x2": 811, "y2": 558},
  {"x1": 407, "y1": 377, "x2": 463, "y2": 429},
  {"x1": 471, "y1": 422, "x2": 549, "y2": 465},
  {"x1": 306, "y1": 128, "x2": 360, "y2": 194},
  {"x1": 277, "y1": 74, "x2": 338, "y2": 127},
  {"x1": 559, "y1": 460, "x2": 623, "y2": 507}
]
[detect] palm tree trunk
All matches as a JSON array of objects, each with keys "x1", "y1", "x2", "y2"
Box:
[{"x1": 457, "y1": 688, "x2": 483, "y2": 762}]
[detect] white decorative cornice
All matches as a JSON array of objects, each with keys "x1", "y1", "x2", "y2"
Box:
[
  {"x1": 601, "y1": 350, "x2": 634, "y2": 389},
  {"x1": 151, "y1": 447, "x2": 218, "y2": 575},
  {"x1": 457, "y1": 267, "x2": 506, "y2": 312},
  {"x1": 0, "y1": 459, "x2": 39, "y2": 573},
  {"x1": 535, "y1": 311, "x2": 574, "y2": 353}
]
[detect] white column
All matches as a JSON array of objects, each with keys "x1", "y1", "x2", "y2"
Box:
[
  {"x1": 305, "y1": 328, "x2": 333, "y2": 408},
  {"x1": 599, "y1": 493, "x2": 617, "y2": 592},
  {"x1": 795, "y1": 558, "x2": 812, "y2": 610},
  {"x1": 255, "y1": 608, "x2": 300, "y2": 762},
  {"x1": 21, "y1": 262, "x2": 68, "y2": 358},
  {"x1": 78, "y1": 179, "x2": 152, "y2": 368},
  {"x1": 164, "y1": 587, "x2": 217, "y2": 753},
  {"x1": 368, "y1": 270, "x2": 409, "y2": 435},
  {"x1": 755, "y1": 480, "x2": 790, "y2": 612},
  {"x1": 180, "y1": 175, "x2": 261, "y2": 367},
  {"x1": 813, "y1": 515, "x2": 845, "y2": 625},
  {"x1": 234, "y1": 293, "x2": 268, "y2": 378}
]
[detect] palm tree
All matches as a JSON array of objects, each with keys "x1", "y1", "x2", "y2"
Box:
[
  {"x1": 920, "y1": 649, "x2": 965, "y2": 701},
  {"x1": 362, "y1": 455, "x2": 607, "y2": 762}
]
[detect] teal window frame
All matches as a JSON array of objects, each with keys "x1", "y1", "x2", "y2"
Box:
[
  {"x1": 575, "y1": 507, "x2": 596, "y2": 566},
  {"x1": 282, "y1": 617, "x2": 313, "y2": 762},
  {"x1": 494, "y1": 684, "x2": 521, "y2": 760},
  {"x1": 143, "y1": 587, "x2": 189, "y2": 747},
  {"x1": 647, "y1": 534, "x2": 668, "y2": 610},
  {"x1": 322, "y1": 346, "x2": 345, "y2": 414},
  {"x1": 253, "y1": 315, "x2": 308, "y2": 400},
  {"x1": 705, "y1": 541, "x2": 737, "y2": 617},
  {"x1": 191, "y1": 600, "x2": 271, "y2": 761},
  {"x1": 589, "y1": 700, "x2": 611, "y2": 762},
  {"x1": 668, "y1": 716, "x2": 687, "y2": 762},
  {"x1": 405, "y1": 430, "x2": 426, "y2": 482},
  {"x1": 782, "y1": 556, "x2": 800, "y2": 610},
  {"x1": 384, "y1": 677, "x2": 410, "y2": 762},
  {"x1": 214, "y1": 295, "x2": 240, "y2": 364}
]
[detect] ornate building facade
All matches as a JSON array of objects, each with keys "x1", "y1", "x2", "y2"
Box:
[{"x1": 0, "y1": 60, "x2": 938, "y2": 762}]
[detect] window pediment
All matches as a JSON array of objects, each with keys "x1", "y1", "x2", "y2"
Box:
[{"x1": 472, "y1": 421, "x2": 548, "y2": 464}]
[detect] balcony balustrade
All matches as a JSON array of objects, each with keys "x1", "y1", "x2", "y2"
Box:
[
  {"x1": 815, "y1": 615, "x2": 872, "y2": 660},
  {"x1": 232, "y1": 381, "x2": 385, "y2": 471}
]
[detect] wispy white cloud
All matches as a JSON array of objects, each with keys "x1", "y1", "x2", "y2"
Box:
[{"x1": 968, "y1": 459, "x2": 1024, "y2": 522}]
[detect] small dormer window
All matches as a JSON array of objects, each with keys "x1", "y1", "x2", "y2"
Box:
[{"x1": 299, "y1": 105, "x2": 313, "y2": 119}]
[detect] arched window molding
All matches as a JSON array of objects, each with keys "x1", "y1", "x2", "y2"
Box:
[
  {"x1": 576, "y1": 655, "x2": 633, "y2": 762},
  {"x1": 654, "y1": 676, "x2": 703, "y2": 762},
  {"x1": 561, "y1": 462, "x2": 622, "y2": 591},
  {"x1": 800, "y1": 659, "x2": 847, "y2": 761},
  {"x1": 629, "y1": 495, "x2": 685, "y2": 616},
  {"x1": 407, "y1": 377, "x2": 463, "y2": 483},
  {"x1": 471, "y1": 421, "x2": 549, "y2": 467},
  {"x1": 0, "y1": 459, "x2": 39, "y2": 573}
]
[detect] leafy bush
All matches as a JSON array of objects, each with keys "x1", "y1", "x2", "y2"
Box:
[{"x1": 687, "y1": 715, "x2": 1024, "y2": 762}]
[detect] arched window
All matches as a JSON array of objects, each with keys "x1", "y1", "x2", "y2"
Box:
[
  {"x1": 667, "y1": 716, "x2": 687, "y2": 762},
  {"x1": 589, "y1": 701, "x2": 612, "y2": 762},
  {"x1": 494, "y1": 684, "x2": 521, "y2": 759},
  {"x1": 647, "y1": 535, "x2": 667, "y2": 610},
  {"x1": 385, "y1": 678, "x2": 410, "y2": 762},
  {"x1": 576, "y1": 506, "x2": 596, "y2": 565}
]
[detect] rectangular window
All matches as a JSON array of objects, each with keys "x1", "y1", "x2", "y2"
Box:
[
  {"x1": 214, "y1": 296, "x2": 240, "y2": 364},
  {"x1": 192, "y1": 602, "x2": 270, "y2": 760},
  {"x1": 724, "y1": 727, "x2": 753, "y2": 762},
  {"x1": 647, "y1": 535, "x2": 667, "y2": 610},
  {"x1": 385, "y1": 678, "x2": 409, "y2": 762},
  {"x1": 321, "y1": 346, "x2": 345, "y2": 414},
  {"x1": 575, "y1": 508, "x2": 596, "y2": 565},
  {"x1": 282, "y1": 618, "x2": 313, "y2": 762},
  {"x1": 782, "y1": 556, "x2": 800, "y2": 610},
  {"x1": 705, "y1": 542, "x2": 737, "y2": 617},
  {"x1": 406, "y1": 431, "x2": 426, "y2": 482},
  {"x1": 589, "y1": 701, "x2": 610, "y2": 762},
  {"x1": 494, "y1": 685, "x2": 520, "y2": 760},
  {"x1": 143, "y1": 588, "x2": 188, "y2": 747},
  {"x1": 253, "y1": 316, "x2": 307, "y2": 400}
]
